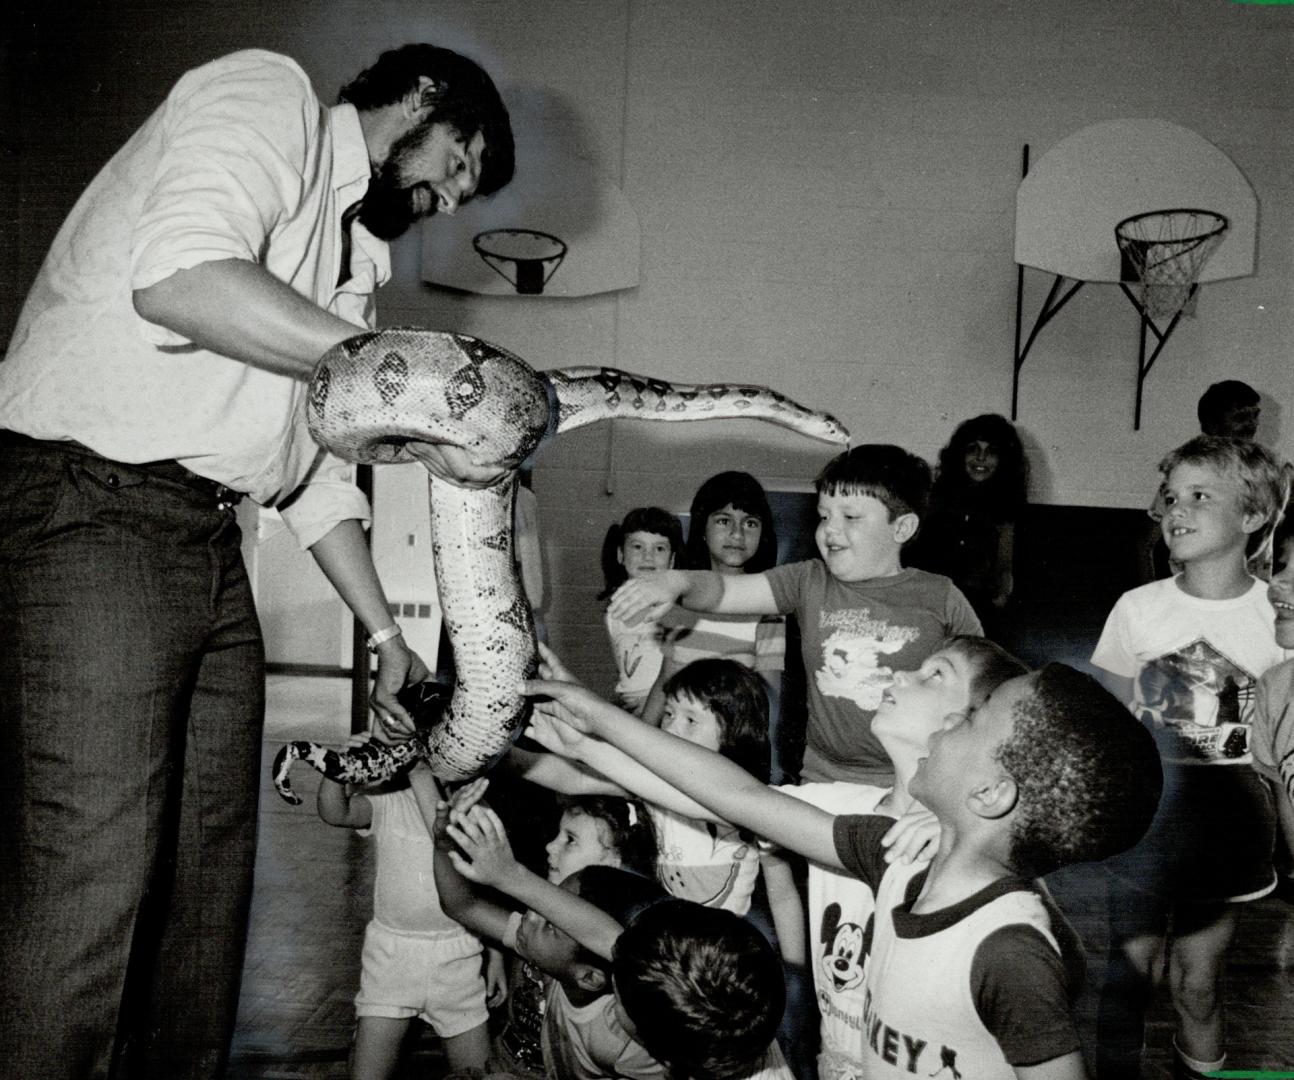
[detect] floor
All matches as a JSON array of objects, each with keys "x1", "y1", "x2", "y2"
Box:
[{"x1": 229, "y1": 675, "x2": 1294, "y2": 1079}]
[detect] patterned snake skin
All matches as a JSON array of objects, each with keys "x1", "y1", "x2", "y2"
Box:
[{"x1": 271, "y1": 328, "x2": 849, "y2": 802}]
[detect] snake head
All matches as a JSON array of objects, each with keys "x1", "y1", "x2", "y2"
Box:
[{"x1": 819, "y1": 412, "x2": 851, "y2": 446}]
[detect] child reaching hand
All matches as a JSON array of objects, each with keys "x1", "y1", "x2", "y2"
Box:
[
  {"x1": 316, "y1": 734, "x2": 503, "y2": 1080},
  {"x1": 412, "y1": 770, "x2": 669, "y2": 1080},
  {"x1": 508, "y1": 655, "x2": 808, "y2": 1076},
  {"x1": 507, "y1": 658, "x2": 804, "y2": 954},
  {"x1": 523, "y1": 652, "x2": 1163, "y2": 1079},
  {"x1": 612, "y1": 446, "x2": 981, "y2": 787},
  {"x1": 495, "y1": 791, "x2": 656, "y2": 1080},
  {"x1": 442, "y1": 792, "x2": 793, "y2": 1080},
  {"x1": 600, "y1": 507, "x2": 685, "y2": 714},
  {"x1": 525, "y1": 635, "x2": 1026, "y2": 1080}
]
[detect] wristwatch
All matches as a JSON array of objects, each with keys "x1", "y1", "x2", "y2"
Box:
[{"x1": 366, "y1": 624, "x2": 403, "y2": 652}]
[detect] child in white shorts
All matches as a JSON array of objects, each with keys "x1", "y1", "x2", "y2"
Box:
[{"x1": 319, "y1": 734, "x2": 503, "y2": 1080}]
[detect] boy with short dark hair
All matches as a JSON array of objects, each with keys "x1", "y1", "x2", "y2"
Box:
[
  {"x1": 614, "y1": 900, "x2": 788, "y2": 1080},
  {"x1": 1197, "y1": 379, "x2": 1260, "y2": 439},
  {"x1": 1091, "y1": 434, "x2": 1289, "y2": 1080},
  {"x1": 610, "y1": 445, "x2": 982, "y2": 786},
  {"x1": 524, "y1": 634, "x2": 1028, "y2": 1080},
  {"x1": 834, "y1": 664, "x2": 1159, "y2": 1080}
]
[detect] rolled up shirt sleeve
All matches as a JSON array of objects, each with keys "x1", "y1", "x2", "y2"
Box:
[
  {"x1": 130, "y1": 54, "x2": 320, "y2": 347},
  {"x1": 278, "y1": 450, "x2": 373, "y2": 550}
]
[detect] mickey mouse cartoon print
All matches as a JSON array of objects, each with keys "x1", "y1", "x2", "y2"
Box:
[{"x1": 820, "y1": 902, "x2": 868, "y2": 994}]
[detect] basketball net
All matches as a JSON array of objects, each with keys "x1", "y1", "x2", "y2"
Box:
[
  {"x1": 1115, "y1": 209, "x2": 1229, "y2": 321},
  {"x1": 473, "y1": 229, "x2": 568, "y2": 295}
]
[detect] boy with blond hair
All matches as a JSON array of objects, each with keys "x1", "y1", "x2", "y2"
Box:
[
  {"x1": 1091, "y1": 435, "x2": 1290, "y2": 1080},
  {"x1": 611, "y1": 445, "x2": 981, "y2": 786}
]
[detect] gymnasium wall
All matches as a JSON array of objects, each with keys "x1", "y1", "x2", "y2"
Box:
[{"x1": 6, "y1": 1, "x2": 1292, "y2": 682}]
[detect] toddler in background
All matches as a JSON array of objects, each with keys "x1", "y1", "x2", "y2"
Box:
[
  {"x1": 1091, "y1": 435, "x2": 1289, "y2": 1080},
  {"x1": 600, "y1": 506, "x2": 685, "y2": 715},
  {"x1": 316, "y1": 734, "x2": 503, "y2": 1080}
]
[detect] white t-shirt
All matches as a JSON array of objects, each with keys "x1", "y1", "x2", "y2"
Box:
[
  {"x1": 542, "y1": 983, "x2": 665, "y2": 1080},
  {"x1": 744, "y1": 1042, "x2": 795, "y2": 1080},
  {"x1": 360, "y1": 787, "x2": 470, "y2": 936},
  {"x1": 0, "y1": 50, "x2": 384, "y2": 547},
  {"x1": 776, "y1": 781, "x2": 887, "y2": 1080},
  {"x1": 648, "y1": 805, "x2": 760, "y2": 915},
  {"x1": 605, "y1": 610, "x2": 669, "y2": 709},
  {"x1": 1092, "y1": 576, "x2": 1290, "y2": 764},
  {"x1": 861, "y1": 859, "x2": 1066, "y2": 1080}
]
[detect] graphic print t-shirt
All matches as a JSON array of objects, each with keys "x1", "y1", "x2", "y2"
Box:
[
  {"x1": 765, "y1": 561, "x2": 982, "y2": 784},
  {"x1": 1092, "y1": 576, "x2": 1289, "y2": 765},
  {"x1": 776, "y1": 782, "x2": 887, "y2": 1078}
]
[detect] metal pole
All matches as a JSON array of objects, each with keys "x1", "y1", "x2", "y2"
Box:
[
  {"x1": 1011, "y1": 145, "x2": 1029, "y2": 419},
  {"x1": 350, "y1": 463, "x2": 374, "y2": 734}
]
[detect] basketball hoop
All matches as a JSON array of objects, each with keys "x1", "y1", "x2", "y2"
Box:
[
  {"x1": 473, "y1": 229, "x2": 568, "y2": 295},
  {"x1": 1115, "y1": 209, "x2": 1229, "y2": 320}
]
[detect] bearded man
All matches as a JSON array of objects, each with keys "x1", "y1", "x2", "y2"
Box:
[{"x1": 0, "y1": 44, "x2": 513, "y2": 1079}]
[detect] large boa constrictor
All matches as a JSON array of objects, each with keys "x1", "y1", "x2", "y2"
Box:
[{"x1": 271, "y1": 329, "x2": 848, "y2": 802}]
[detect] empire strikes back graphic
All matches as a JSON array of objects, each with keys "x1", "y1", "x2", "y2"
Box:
[{"x1": 1135, "y1": 637, "x2": 1260, "y2": 762}]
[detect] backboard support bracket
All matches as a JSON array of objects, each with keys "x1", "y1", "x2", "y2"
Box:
[
  {"x1": 1011, "y1": 267, "x2": 1194, "y2": 431},
  {"x1": 1011, "y1": 269, "x2": 1085, "y2": 422},
  {"x1": 1119, "y1": 282, "x2": 1196, "y2": 431}
]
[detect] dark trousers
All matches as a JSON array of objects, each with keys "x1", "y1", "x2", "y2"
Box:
[{"x1": 0, "y1": 439, "x2": 264, "y2": 1079}]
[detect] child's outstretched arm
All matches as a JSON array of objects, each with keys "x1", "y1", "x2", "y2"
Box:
[
  {"x1": 522, "y1": 669, "x2": 844, "y2": 868},
  {"x1": 407, "y1": 767, "x2": 516, "y2": 944},
  {"x1": 526, "y1": 708, "x2": 720, "y2": 822},
  {"x1": 514, "y1": 644, "x2": 721, "y2": 820},
  {"x1": 760, "y1": 850, "x2": 806, "y2": 967},
  {"x1": 315, "y1": 733, "x2": 376, "y2": 828},
  {"x1": 609, "y1": 568, "x2": 778, "y2": 627},
  {"x1": 504, "y1": 744, "x2": 627, "y2": 798},
  {"x1": 447, "y1": 803, "x2": 624, "y2": 962}
]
